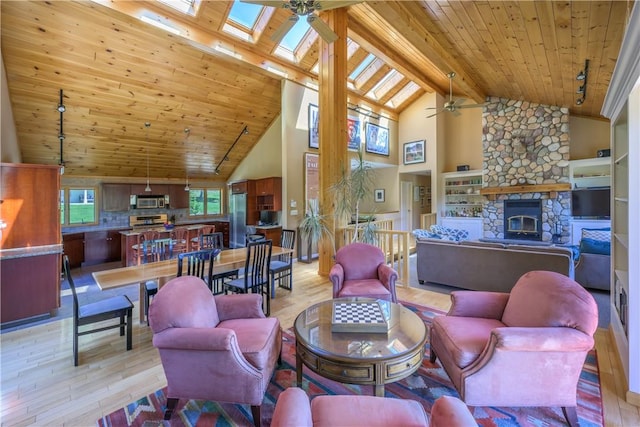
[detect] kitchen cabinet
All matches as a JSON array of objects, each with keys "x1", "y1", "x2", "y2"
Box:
[
  {"x1": 83, "y1": 230, "x2": 121, "y2": 266},
  {"x1": 131, "y1": 184, "x2": 169, "y2": 196},
  {"x1": 212, "y1": 221, "x2": 230, "y2": 248},
  {"x1": 169, "y1": 184, "x2": 189, "y2": 209},
  {"x1": 0, "y1": 163, "x2": 61, "y2": 325},
  {"x1": 102, "y1": 183, "x2": 130, "y2": 212},
  {"x1": 255, "y1": 226, "x2": 282, "y2": 244},
  {"x1": 231, "y1": 181, "x2": 248, "y2": 194},
  {"x1": 255, "y1": 177, "x2": 282, "y2": 211},
  {"x1": 63, "y1": 233, "x2": 85, "y2": 268}
]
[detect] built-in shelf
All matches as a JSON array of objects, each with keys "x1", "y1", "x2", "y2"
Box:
[{"x1": 442, "y1": 170, "x2": 483, "y2": 218}]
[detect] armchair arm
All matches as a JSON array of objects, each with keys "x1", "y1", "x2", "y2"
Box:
[
  {"x1": 215, "y1": 293, "x2": 265, "y2": 321},
  {"x1": 448, "y1": 291, "x2": 510, "y2": 319},
  {"x1": 329, "y1": 263, "x2": 345, "y2": 297},
  {"x1": 377, "y1": 264, "x2": 398, "y2": 303},
  {"x1": 489, "y1": 327, "x2": 595, "y2": 352},
  {"x1": 152, "y1": 327, "x2": 237, "y2": 351},
  {"x1": 271, "y1": 388, "x2": 313, "y2": 427}
]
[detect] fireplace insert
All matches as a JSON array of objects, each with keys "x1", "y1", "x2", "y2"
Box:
[{"x1": 504, "y1": 200, "x2": 542, "y2": 241}]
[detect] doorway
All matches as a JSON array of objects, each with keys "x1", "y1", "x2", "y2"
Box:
[{"x1": 400, "y1": 181, "x2": 413, "y2": 231}]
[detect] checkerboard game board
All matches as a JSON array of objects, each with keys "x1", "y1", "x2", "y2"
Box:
[{"x1": 331, "y1": 301, "x2": 389, "y2": 333}]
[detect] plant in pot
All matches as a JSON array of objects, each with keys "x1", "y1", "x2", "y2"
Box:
[
  {"x1": 298, "y1": 198, "x2": 332, "y2": 263},
  {"x1": 332, "y1": 149, "x2": 377, "y2": 244}
]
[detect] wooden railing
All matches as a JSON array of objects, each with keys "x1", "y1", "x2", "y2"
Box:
[
  {"x1": 420, "y1": 213, "x2": 437, "y2": 230},
  {"x1": 339, "y1": 220, "x2": 411, "y2": 286}
]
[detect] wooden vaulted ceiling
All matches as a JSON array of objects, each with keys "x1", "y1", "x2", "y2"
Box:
[{"x1": 1, "y1": 1, "x2": 632, "y2": 180}]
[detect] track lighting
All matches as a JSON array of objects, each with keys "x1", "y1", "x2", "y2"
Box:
[
  {"x1": 575, "y1": 59, "x2": 589, "y2": 105},
  {"x1": 57, "y1": 89, "x2": 66, "y2": 172},
  {"x1": 214, "y1": 125, "x2": 248, "y2": 176}
]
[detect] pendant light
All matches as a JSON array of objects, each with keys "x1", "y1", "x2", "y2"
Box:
[
  {"x1": 184, "y1": 128, "x2": 191, "y2": 191},
  {"x1": 145, "y1": 122, "x2": 152, "y2": 192}
]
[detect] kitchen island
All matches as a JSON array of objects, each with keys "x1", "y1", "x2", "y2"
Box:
[{"x1": 120, "y1": 221, "x2": 229, "y2": 266}]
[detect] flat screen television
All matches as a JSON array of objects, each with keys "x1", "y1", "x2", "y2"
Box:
[{"x1": 571, "y1": 187, "x2": 611, "y2": 218}]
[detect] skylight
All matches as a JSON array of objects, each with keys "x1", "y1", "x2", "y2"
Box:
[
  {"x1": 281, "y1": 19, "x2": 311, "y2": 52},
  {"x1": 349, "y1": 53, "x2": 375, "y2": 81},
  {"x1": 228, "y1": 1, "x2": 263, "y2": 30},
  {"x1": 156, "y1": 0, "x2": 199, "y2": 16}
]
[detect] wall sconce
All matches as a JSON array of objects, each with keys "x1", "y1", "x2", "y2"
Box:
[
  {"x1": 575, "y1": 59, "x2": 589, "y2": 105},
  {"x1": 214, "y1": 125, "x2": 248, "y2": 175}
]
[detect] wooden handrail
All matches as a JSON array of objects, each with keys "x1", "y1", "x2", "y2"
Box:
[{"x1": 420, "y1": 213, "x2": 437, "y2": 230}]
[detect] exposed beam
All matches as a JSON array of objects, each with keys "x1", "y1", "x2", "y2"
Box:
[{"x1": 363, "y1": 1, "x2": 486, "y2": 103}]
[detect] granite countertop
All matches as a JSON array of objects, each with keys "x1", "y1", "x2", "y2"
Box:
[
  {"x1": 254, "y1": 225, "x2": 282, "y2": 229},
  {"x1": 0, "y1": 244, "x2": 64, "y2": 260}
]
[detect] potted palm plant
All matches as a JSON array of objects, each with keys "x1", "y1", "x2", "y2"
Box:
[{"x1": 298, "y1": 198, "x2": 332, "y2": 263}]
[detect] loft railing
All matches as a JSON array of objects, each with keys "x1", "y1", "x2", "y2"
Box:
[
  {"x1": 338, "y1": 220, "x2": 411, "y2": 286},
  {"x1": 420, "y1": 213, "x2": 437, "y2": 230}
]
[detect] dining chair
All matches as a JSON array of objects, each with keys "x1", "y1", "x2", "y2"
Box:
[
  {"x1": 224, "y1": 240, "x2": 273, "y2": 315},
  {"x1": 134, "y1": 230, "x2": 160, "y2": 265},
  {"x1": 169, "y1": 227, "x2": 189, "y2": 257},
  {"x1": 269, "y1": 228, "x2": 295, "y2": 298},
  {"x1": 191, "y1": 225, "x2": 216, "y2": 250},
  {"x1": 177, "y1": 249, "x2": 220, "y2": 283},
  {"x1": 63, "y1": 255, "x2": 133, "y2": 366},
  {"x1": 200, "y1": 232, "x2": 238, "y2": 294}
]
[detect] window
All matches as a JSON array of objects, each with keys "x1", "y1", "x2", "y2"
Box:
[
  {"x1": 61, "y1": 187, "x2": 97, "y2": 226},
  {"x1": 156, "y1": 0, "x2": 200, "y2": 16},
  {"x1": 189, "y1": 188, "x2": 223, "y2": 216}
]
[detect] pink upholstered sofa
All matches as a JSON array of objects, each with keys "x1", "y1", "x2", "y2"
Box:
[
  {"x1": 271, "y1": 387, "x2": 477, "y2": 427},
  {"x1": 329, "y1": 242, "x2": 398, "y2": 303},
  {"x1": 429, "y1": 270, "x2": 598, "y2": 427}
]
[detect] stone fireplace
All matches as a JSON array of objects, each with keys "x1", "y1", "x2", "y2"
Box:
[{"x1": 481, "y1": 97, "x2": 571, "y2": 243}]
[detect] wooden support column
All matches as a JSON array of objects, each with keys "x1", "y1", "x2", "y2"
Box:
[{"x1": 318, "y1": 8, "x2": 348, "y2": 276}]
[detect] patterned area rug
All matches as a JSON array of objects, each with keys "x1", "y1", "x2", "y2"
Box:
[{"x1": 98, "y1": 301, "x2": 603, "y2": 427}]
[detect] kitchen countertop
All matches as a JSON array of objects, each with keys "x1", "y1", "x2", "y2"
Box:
[
  {"x1": 254, "y1": 225, "x2": 282, "y2": 229},
  {"x1": 0, "y1": 244, "x2": 64, "y2": 260}
]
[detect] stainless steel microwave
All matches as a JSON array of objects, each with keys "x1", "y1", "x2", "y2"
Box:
[{"x1": 135, "y1": 196, "x2": 165, "y2": 209}]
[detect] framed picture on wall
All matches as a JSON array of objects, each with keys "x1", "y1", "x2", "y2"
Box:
[
  {"x1": 308, "y1": 104, "x2": 319, "y2": 149},
  {"x1": 304, "y1": 152, "x2": 319, "y2": 213},
  {"x1": 365, "y1": 122, "x2": 389, "y2": 156},
  {"x1": 374, "y1": 189, "x2": 385, "y2": 203},
  {"x1": 403, "y1": 140, "x2": 425, "y2": 164},
  {"x1": 347, "y1": 116, "x2": 361, "y2": 151}
]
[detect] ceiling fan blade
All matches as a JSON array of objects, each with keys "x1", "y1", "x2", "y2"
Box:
[
  {"x1": 308, "y1": 14, "x2": 338, "y2": 43},
  {"x1": 426, "y1": 109, "x2": 444, "y2": 119},
  {"x1": 315, "y1": 1, "x2": 363, "y2": 11},
  {"x1": 270, "y1": 14, "x2": 299, "y2": 43},
  {"x1": 240, "y1": 0, "x2": 289, "y2": 8}
]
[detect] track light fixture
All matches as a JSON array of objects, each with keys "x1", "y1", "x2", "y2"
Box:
[
  {"x1": 214, "y1": 125, "x2": 248, "y2": 176},
  {"x1": 575, "y1": 59, "x2": 589, "y2": 105},
  {"x1": 57, "y1": 89, "x2": 66, "y2": 174}
]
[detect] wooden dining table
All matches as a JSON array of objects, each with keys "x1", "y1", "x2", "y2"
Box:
[{"x1": 92, "y1": 246, "x2": 293, "y2": 323}]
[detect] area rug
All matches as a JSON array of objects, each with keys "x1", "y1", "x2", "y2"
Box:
[{"x1": 98, "y1": 301, "x2": 603, "y2": 427}]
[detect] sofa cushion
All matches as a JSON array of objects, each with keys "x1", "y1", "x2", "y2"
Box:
[
  {"x1": 430, "y1": 225, "x2": 469, "y2": 242},
  {"x1": 580, "y1": 237, "x2": 611, "y2": 255},
  {"x1": 335, "y1": 279, "x2": 392, "y2": 300},
  {"x1": 431, "y1": 316, "x2": 504, "y2": 369}
]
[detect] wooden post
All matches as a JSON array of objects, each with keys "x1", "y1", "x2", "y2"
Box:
[{"x1": 318, "y1": 8, "x2": 348, "y2": 276}]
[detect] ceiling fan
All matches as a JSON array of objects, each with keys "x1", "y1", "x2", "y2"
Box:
[
  {"x1": 426, "y1": 72, "x2": 486, "y2": 118},
  {"x1": 241, "y1": 0, "x2": 361, "y2": 43}
]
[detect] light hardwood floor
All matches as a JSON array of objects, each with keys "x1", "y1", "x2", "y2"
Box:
[{"x1": 1, "y1": 261, "x2": 638, "y2": 426}]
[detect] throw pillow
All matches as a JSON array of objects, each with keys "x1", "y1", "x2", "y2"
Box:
[
  {"x1": 581, "y1": 227, "x2": 611, "y2": 242},
  {"x1": 412, "y1": 229, "x2": 441, "y2": 240},
  {"x1": 580, "y1": 237, "x2": 611, "y2": 255}
]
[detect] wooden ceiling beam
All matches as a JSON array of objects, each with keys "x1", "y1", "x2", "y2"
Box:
[{"x1": 361, "y1": 1, "x2": 486, "y2": 103}]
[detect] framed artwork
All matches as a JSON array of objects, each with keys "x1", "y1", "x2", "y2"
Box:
[
  {"x1": 365, "y1": 122, "x2": 389, "y2": 156},
  {"x1": 347, "y1": 116, "x2": 361, "y2": 151},
  {"x1": 304, "y1": 152, "x2": 319, "y2": 213},
  {"x1": 403, "y1": 140, "x2": 426, "y2": 164},
  {"x1": 374, "y1": 188, "x2": 385, "y2": 203},
  {"x1": 308, "y1": 104, "x2": 319, "y2": 149}
]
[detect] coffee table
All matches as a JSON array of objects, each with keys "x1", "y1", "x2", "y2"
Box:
[{"x1": 293, "y1": 297, "x2": 428, "y2": 397}]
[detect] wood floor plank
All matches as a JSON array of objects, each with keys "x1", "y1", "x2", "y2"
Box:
[{"x1": 0, "y1": 260, "x2": 637, "y2": 427}]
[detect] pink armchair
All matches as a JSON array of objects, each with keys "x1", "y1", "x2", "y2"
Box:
[
  {"x1": 148, "y1": 275, "x2": 282, "y2": 427},
  {"x1": 429, "y1": 270, "x2": 598, "y2": 427},
  {"x1": 271, "y1": 387, "x2": 477, "y2": 427},
  {"x1": 329, "y1": 242, "x2": 398, "y2": 303}
]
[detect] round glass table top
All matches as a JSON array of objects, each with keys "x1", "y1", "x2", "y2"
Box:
[{"x1": 293, "y1": 297, "x2": 427, "y2": 361}]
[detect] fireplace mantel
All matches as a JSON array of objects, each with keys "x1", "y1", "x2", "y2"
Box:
[{"x1": 480, "y1": 183, "x2": 571, "y2": 200}]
